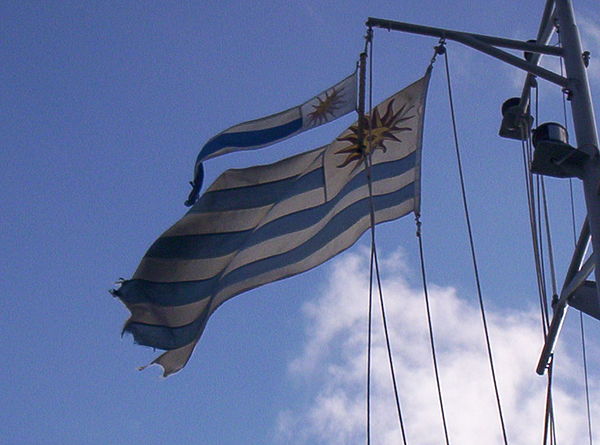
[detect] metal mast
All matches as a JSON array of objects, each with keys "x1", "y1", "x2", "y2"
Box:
[
  {"x1": 366, "y1": 0, "x2": 599, "y2": 375},
  {"x1": 536, "y1": 0, "x2": 599, "y2": 374}
]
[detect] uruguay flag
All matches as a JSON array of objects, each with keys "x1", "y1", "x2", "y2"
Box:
[
  {"x1": 185, "y1": 72, "x2": 357, "y2": 206},
  {"x1": 115, "y1": 72, "x2": 431, "y2": 376}
]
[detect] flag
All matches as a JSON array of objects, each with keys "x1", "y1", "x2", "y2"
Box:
[
  {"x1": 185, "y1": 72, "x2": 358, "y2": 206},
  {"x1": 114, "y1": 72, "x2": 430, "y2": 376}
]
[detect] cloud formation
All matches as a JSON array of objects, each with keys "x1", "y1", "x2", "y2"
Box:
[
  {"x1": 579, "y1": 14, "x2": 600, "y2": 81},
  {"x1": 275, "y1": 248, "x2": 598, "y2": 445}
]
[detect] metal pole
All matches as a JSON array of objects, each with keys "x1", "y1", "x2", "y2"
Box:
[
  {"x1": 535, "y1": 0, "x2": 600, "y2": 375},
  {"x1": 366, "y1": 18, "x2": 562, "y2": 56},
  {"x1": 516, "y1": 0, "x2": 557, "y2": 117},
  {"x1": 367, "y1": 18, "x2": 567, "y2": 87},
  {"x1": 554, "y1": 0, "x2": 600, "y2": 296}
]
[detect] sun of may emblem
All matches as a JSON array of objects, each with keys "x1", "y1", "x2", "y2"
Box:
[
  {"x1": 335, "y1": 99, "x2": 415, "y2": 168},
  {"x1": 306, "y1": 86, "x2": 347, "y2": 127}
]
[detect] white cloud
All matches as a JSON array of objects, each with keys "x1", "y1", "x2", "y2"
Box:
[
  {"x1": 275, "y1": 248, "x2": 599, "y2": 445},
  {"x1": 579, "y1": 14, "x2": 600, "y2": 82}
]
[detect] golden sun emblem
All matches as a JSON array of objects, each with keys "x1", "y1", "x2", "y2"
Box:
[
  {"x1": 335, "y1": 99, "x2": 415, "y2": 168},
  {"x1": 306, "y1": 86, "x2": 347, "y2": 127}
]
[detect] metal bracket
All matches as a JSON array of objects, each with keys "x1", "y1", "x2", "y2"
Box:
[
  {"x1": 531, "y1": 141, "x2": 589, "y2": 178},
  {"x1": 536, "y1": 220, "x2": 593, "y2": 374},
  {"x1": 570, "y1": 280, "x2": 600, "y2": 319},
  {"x1": 366, "y1": 17, "x2": 567, "y2": 87}
]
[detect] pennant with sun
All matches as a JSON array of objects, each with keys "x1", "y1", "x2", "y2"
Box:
[{"x1": 306, "y1": 85, "x2": 350, "y2": 127}]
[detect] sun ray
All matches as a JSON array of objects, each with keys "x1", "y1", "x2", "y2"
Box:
[
  {"x1": 307, "y1": 86, "x2": 348, "y2": 127},
  {"x1": 334, "y1": 99, "x2": 415, "y2": 168}
]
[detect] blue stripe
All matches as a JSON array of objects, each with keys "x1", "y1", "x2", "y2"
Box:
[
  {"x1": 198, "y1": 117, "x2": 303, "y2": 160},
  {"x1": 147, "y1": 153, "x2": 415, "y2": 260},
  {"x1": 146, "y1": 229, "x2": 252, "y2": 259},
  {"x1": 119, "y1": 185, "x2": 413, "y2": 350},
  {"x1": 124, "y1": 305, "x2": 210, "y2": 350},
  {"x1": 190, "y1": 167, "x2": 324, "y2": 213},
  {"x1": 116, "y1": 182, "x2": 414, "y2": 309}
]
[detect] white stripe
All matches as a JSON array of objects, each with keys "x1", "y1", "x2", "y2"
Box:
[
  {"x1": 133, "y1": 253, "x2": 235, "y2": 281},
  {"x1": 207, "y1": 145, "x2": 324, "y2": 192},
  {"x1": 151, "y1": 340, "x2": 198, "y2": 377},
  {"x1": 126, "y1": 299, "x2": 210, "y2": 327},
  {"x1": 127, "y1": 199, "x2": 413, "y2": 331},
  {"x1": 136, "y1": 170, "x2": 415, "y2": 282},
  {"x1": 166, "y1": 186, "x2": 325, "y2": 237},
  {"x1": 214, "y1": 200, "x2": 414, "y2": 307},
  {"x1": 178, "y1": 145, "x2": 417, "y2": 237},
  {"x1": 223, "y1": 170, "x2": 416, "y2": 276}
]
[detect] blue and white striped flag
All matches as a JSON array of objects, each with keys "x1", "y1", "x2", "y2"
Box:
[
  {"x1": 115, "y1": 72, "x2": 430, "y2": 376},
  {"x1": 186, "y1": 72, "x2": 357, "y2": 206}
]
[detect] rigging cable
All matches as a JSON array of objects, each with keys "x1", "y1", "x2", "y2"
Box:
[
  {"x1": 580, "y1": 311, "x2": 593, "y2": 445},
  {"x1": 361, "y1": 31, "x2": 374, "y2": 445},
  {"x1": 442, "y1": 46, "x2": 509, "y2": 445},
  {"x1": 540, "y1": 176, "x2": 558, "y2": 298},
  {"x1": 413, "y1": 40, "x2": 452, "y2": 445},
  {"x1": 525, "y1": 79, "x2": 556, "y2": 445},
  {"x1": 557, "y1": 28, "x2": 594, "y2": 444},
  {"x1": 520, "y1": 124, "x2": 556, "y2": 445},
  {"x1": 533, "y1": 78, "x2": 553, "y2": 329},
  {"x1": 362, "y1": 29, "x2": 409, "y2": 445},
  {"x1": 521, "y1": 127, "x2": 551, "y2": 333},
  {"x1": 415, "y1": 217, "x2": 451, "y2": 445},
  {"x1": 521, "y1": 150, "x2": 551, "y2": 331}
]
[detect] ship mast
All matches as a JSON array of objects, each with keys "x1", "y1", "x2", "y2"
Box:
[
  {"x1": 367, "y1": 0, "x2": 599, "y2": 375},
  {"x1": 536, "y1": 0, "x2": 600, "y2": 374}
]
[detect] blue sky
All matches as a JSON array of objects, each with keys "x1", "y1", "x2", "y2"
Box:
[{"x1": 2, "y1": 1, "x2": 600, "y2": 444}]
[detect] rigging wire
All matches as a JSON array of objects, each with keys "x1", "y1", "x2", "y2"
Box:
[
  {"x1": 533, "y1": 76, "x2": 553, "y2": 329},
  {"x1": 557, "y1": 27, "x2": 594, "y2": 445},
  {"x1": 367, "y1": 235, "x2": 374, "y2": 445},
  {"x1": 532, "y1": 85, "x2": 553, "y2": 331},
  {"x1": 362, "y1": 29, "x2": 409, "y2": 445},
  {"x1": 540, "y1": 177, "x2": 558, "y2": 297},
  {"x1": 412, "y1": 41, "x2": 452, "y2": 445},
  {"x1": 372, "y1": 217, "x2": 408, "y2": 445},
  {"x1": 527, "y1": 77, "x2": 556, "y2": 445},
  {"x1": 542, "y1": 357, "x2": 555, "y2": 445},
  {"x1": 580, "y1": 312, "x2": 594, "y2": 445},
  {"x1": 361, "y1": 31, "x2": 374, "y2": 445},
  {"x1": 442, "y1": 45, "x2": 509, "y2": 445},
  {"x1": 521, "y1": 129, "x2": 551, "y2": 334},
  {"x1": 416, "y1": 217, "x2": 452, "y2": 445}
]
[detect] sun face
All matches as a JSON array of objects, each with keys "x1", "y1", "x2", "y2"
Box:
[
  {"x1": 306, "y1": 86, "x2": 347, "y2": 127},
  {"x1": 335, "y1": 99, "x2": 415, "y2": 168}
]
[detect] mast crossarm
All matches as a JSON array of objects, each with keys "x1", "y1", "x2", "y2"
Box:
[
  {"x1": 515, "y1": 0, "x2": 557, "y2": 117},
  {"x1": 536, "y1": 220, "x2": 594, "y2": 375},
  {"x1": 367, "y1": 18, "x2": 567, "y2": 87},
  {"x1": 536, "y1": 256, "x2": 595, "y2": 374},
  {"x1": 366, "y1": 18, "x2": 562, "y2": 56}
]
